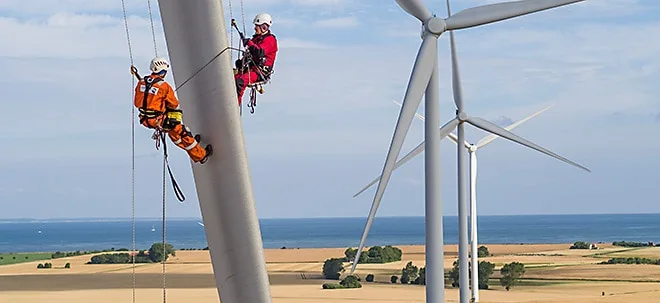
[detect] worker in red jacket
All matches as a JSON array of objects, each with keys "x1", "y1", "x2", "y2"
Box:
[{"x1": 234, "y1": 13, "x2": 278, "y2": 108}]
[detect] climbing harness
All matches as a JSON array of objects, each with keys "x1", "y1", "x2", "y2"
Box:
[{"x1": 131, "y1": 67, "x2": 186, "y2": 204}]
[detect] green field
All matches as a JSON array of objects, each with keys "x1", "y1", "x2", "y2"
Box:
[{"x1": 0, "y1": 253, "x2": 53, "y2": 266}]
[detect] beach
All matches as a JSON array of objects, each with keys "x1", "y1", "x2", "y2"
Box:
[{"x1": 2, "y1": 243, "x2": 660, "y2": 302}]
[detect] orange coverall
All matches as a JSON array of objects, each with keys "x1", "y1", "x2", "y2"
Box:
[{"x1": 133, "y1": 74, "x2": 207, "y2": 163}]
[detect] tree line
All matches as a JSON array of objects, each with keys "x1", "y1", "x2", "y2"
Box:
[{"x1": 321, "y1": 245, "x2": 526, "y2": 291}]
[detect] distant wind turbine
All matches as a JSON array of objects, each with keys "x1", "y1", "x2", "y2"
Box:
[
  {"x1": 347, "y1": 0, "x2": 587, "y2": 302},
  {"x1": 360, "y1": 101, "x2": 566, "y2": 301}
]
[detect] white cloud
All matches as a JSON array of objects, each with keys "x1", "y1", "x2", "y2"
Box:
[
  {"x1": 0, "y1": 14, "x2": 162, "y2": 59},
  {"x1": 277, "y1": 38, "x2": 332, "y2": 49},
  {"x1": 312, "y1": 16, "x2": 358, "y2": 28}
]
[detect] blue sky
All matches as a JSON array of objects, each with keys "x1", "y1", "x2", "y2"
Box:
[{"x1": 0, "y1": 0, "x2": 658, "y2": 220}]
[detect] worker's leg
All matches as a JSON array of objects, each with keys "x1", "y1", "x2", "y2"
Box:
[
  {"x1": 167, "y1": 124, "x2": 207, "y2": 163},
  {"x1": 234, "y1": 70, "x2": 260, "y2": 106}
]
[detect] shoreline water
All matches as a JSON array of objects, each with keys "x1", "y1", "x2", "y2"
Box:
[
  {"x1": 1, "y1": 214, "x2": 658, "y2": 254},
  {"x1": 2, "y1": 212, "x2": 659, "y2": 222}
]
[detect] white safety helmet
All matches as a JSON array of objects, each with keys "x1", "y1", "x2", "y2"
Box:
[
  {"x1": 150, "y1": 57, "x2": 170, "y2": 73},
  {"x1": 253, "y1": 13, "x2": 272, "y2": 26}
]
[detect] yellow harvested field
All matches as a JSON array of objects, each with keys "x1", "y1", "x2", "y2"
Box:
[{"x1": 2, "y1": 243, "x2": 660, "y2": 302}]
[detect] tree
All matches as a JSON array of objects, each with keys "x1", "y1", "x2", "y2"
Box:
[
  {"x1": 148, "y1": 242, "x2": 175, "y2": 263},
  {"x1": 448, "y1": 259, "x2": 460, "y2": 287},
  {"x1": 340, "y1": 275, "x2": 362, "y2": 288},
  {"x1": 64, "y1": 262, "x2": 71, "y2": 269},
  {"x1": 322, "y1": 258, "x2": 345, "y2": 280},
  {"x1": 400, "y1": 261, "x2": 419, "y2": 284},
  {"x1": 500, "y1": 262, "x2": 525, "y2": 291},
  {"x1": 345, "y1": 245, "x2": 403, "y2": 264},
  {"x1": 414, "y1": 267, "x2": 426, "y2": 285},
  {"x1": 344, "y1": 247, "x2": 357, "y2": 261},
  {"x1": 478, "y1": 261, "x2": 495, "y2": 289},
  {"x1": 322, "y1": 283, "x2": 344, "y2": 289},
  {"x1": 390, "y1": 276, "x2": 398, "y2": 283},
  {"x1": 477, "y1": 245, "x2": 490, "y2": 258},
  {"x1": 570, "y1": 241, "x2": 590, "y2": 249},
  {"x1": 365, "y1": 274, "x2": 374, "y2": 282}
]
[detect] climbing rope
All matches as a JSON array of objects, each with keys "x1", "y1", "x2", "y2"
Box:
[
  {"x1": 144, "y1": 1, "x2": 169, "y2": 299},
  {"x1": 121, "y1": 0, "x2": 172, "y2": 302},
  {"x1": 147, "y1": 0, "x2": 158, "y2": 56},
  {"x1": 120, "y1": 1, "x2": 137, "y2": 302},
  {"x1": 160, "y1": 132, "x2": 167, "y2": 303}
]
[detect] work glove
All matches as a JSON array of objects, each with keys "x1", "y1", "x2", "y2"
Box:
[{"x1": 242, "y1": 37, "x2": 251, "y2": 47}]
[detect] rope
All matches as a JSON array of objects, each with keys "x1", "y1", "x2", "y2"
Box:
[
  {"x1": 226, "y1": 0, "x2": 240, "y2": 115},
  {"x1": 121, "y1": 1, "x2": 171, "y2": 302},
  {"x1": 173, "y1": 46, "x2": 235, "y2": 92},
  {"x1": 147, "y1": 0, "x2": 158, "y2": 56},
  {"x1": 142, "y1": 2, "x2": 168, "y2": 300},
  {"x1": 239, "y1": 2, "x2": 252, "y2": 113},
  {"x1": 120, "y1": 1, "x2": 137, "y2": 302},
  {"x1": 161, "y1": 132, "x2": 167, "y2": 303},
  {"x1": 227, "y1": 0, "x2": 234, "y2": 50},
  {"x1": 240, "y1": 0, "x2": 246, "y2": 35}
]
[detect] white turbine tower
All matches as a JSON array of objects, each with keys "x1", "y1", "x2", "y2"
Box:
[
  {"x1": 350, "y1": 0, "x2": 587, "y2": 302},
  {"x1": 355, "y1": 101, "x2": 584, "y2": 302}
]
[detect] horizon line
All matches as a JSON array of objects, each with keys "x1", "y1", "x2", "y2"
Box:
[{"x1": 1, "y1": 212, "x2": 659, "y2": 222}]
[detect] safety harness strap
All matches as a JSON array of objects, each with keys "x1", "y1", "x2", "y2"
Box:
[
  {"x1": 141, "y1": 75, "x2": 163, "y2": 111},
  {"x1": 139, "y1": 75, "x2": 164, "y2": 123}
]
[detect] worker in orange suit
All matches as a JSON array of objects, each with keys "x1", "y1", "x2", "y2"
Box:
[{"x1": 134, "y1": 57, "x2": 212, "y2": 164}]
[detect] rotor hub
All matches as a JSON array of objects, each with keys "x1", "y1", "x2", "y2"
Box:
[
  {"x1": 424, "y1": 16, "x2": 446, "y2": 35},
  {"x1": 469, "y1": 145, "x2": 477, "y2": 152},
  {"x1": 457, "y1": 111, "x2": 468, "y2": 122}
]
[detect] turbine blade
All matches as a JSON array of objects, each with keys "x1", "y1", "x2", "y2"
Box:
[
  {"x1": 466, "y1": 116, "x2": 591, "y2": 172},
  {"x1": 350, "y1": 35, "x2": 438, "y2": 274},
  {"x1": 396, "y1": 0, "x2": 433, "y2": 22},
  {"x1": 445, "y1": 0, "x2": 584, "y2": 30},
  {"x1": 476, "y1": 104, "x2": 555, "y2": 148},
  {"x1": 393, "y1": 100, "x2": 426, "y2": 122},
  {"x1": 392, "y1": 99, "x2": 462, "y2": 146},
  {"x1": 449, "y1": 30, "x2": 464, "y2": 111},
  {"x1": 353, "y1": 118, "x2": 460, "y2": 198},
  {"x1": 438, "y1": 118, "x2": 461, "y2": 143},
  {"x1": 353, "y1": 142, "x2": 426, "y2": 199},
  {"x1": 448, "y1": 132, "x2": 460, "y2": 146},
  {"x1": 392, "y1": 99, "x2": 461, "y2": 146}
]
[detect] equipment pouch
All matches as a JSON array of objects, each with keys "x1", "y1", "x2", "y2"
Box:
[{"x1": 163, "y1": 109, "x2": 183, "y2": 130}]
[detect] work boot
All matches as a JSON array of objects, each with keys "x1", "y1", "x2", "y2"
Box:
[{"x1": 200, "y1": 144, "x2": 213, "y2": 164}]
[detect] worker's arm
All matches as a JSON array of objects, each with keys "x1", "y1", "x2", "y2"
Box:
[
  {"x1": 163, "y1": 82, "x2": 180, "y2": 110},
  {"x1": 246, "y1": 35, "x2": 277, "y2": 60}
]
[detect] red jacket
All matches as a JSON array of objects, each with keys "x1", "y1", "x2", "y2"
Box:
[{"x1": 245, "y1": 32, "x2": 278, "y2": 68}]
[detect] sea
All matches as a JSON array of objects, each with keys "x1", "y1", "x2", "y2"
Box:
[{"x1": 1, "y1": 214, "x2": 659, "y2": 253}]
